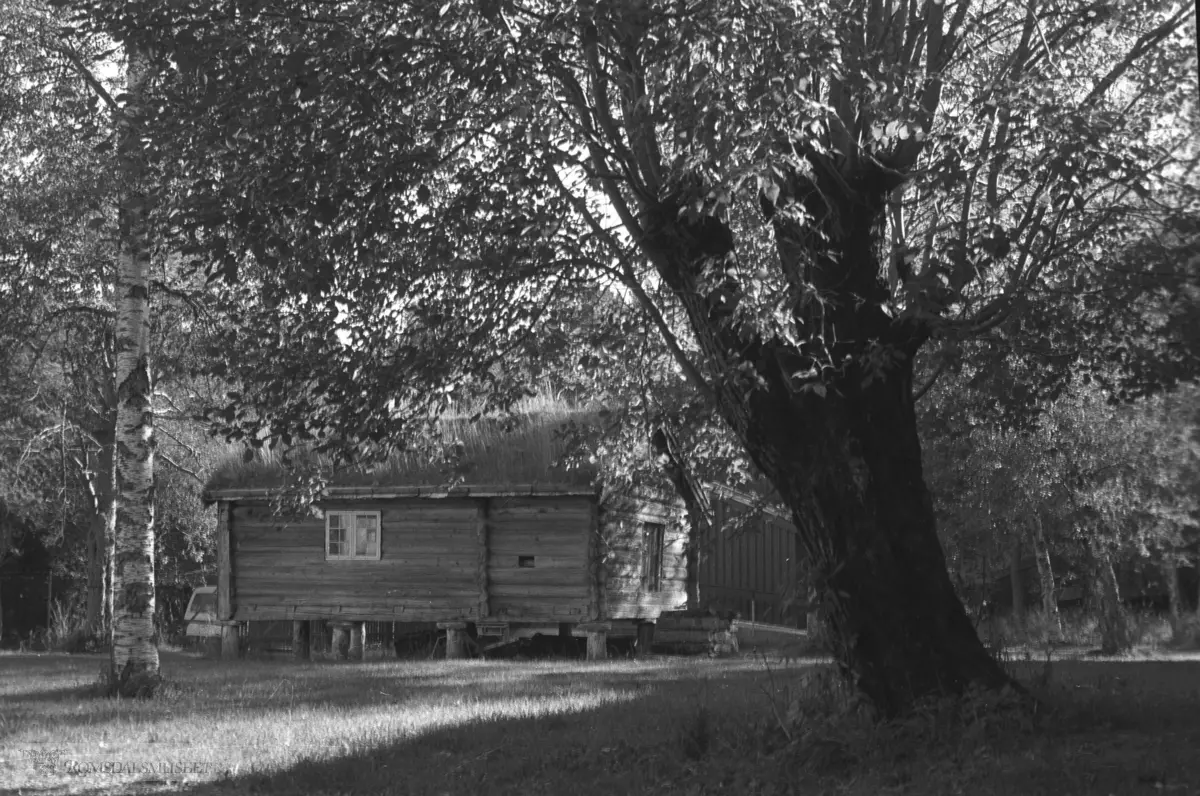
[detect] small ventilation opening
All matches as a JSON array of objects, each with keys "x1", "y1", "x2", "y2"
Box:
[{"x1": 518, "y1": 555, "x2": 536, "y2": 568}]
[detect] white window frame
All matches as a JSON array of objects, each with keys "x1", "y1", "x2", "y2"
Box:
[{"x1": 324, "y1": 511, "x2": 382, "y2": 561}]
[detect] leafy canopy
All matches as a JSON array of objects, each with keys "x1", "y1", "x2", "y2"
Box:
[{"x1": 61, "y1": 0, "x2": 1199, "y2": 458}]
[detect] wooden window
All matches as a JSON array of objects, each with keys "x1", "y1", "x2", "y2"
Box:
[
  {"x1": 643, "y1": 522, "x2": 665, "y2": 592},
  {"x1": 325, "y1": 511, "x2": 381, "y2": 561}
]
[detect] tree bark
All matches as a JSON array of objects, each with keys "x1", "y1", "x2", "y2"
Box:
[
  {"x1": 1010, "y1": 537, "x2": 1025, "y2": 623},
  {"x1": 1162, "y1": 554, "x2": 1181, "y2": 638},
  {"x1": 650, "y1": 427, "x2": 707, "y2": 609},
  {"x1": 84, "y1": 424, "x2": 116, "y2": 636},
  {"x1": 110, "y1": 46, "x2": 159, "y2": 682},
  {"x1": 1, "y1": 525, "x2": 11, "y2": 643},
  {"x1": 1028, "y1": 515, "x2": 1060, "y2": 639},
  {"x1": 638, "y1": 165, "x2": 1014, "y2": 717},
  {"x1": 1195, "y1": 552, "x2": 1200, "y2": 619},
  {"x1": 1090, "y1": 541, "x2": 1133, "y2": 655}
]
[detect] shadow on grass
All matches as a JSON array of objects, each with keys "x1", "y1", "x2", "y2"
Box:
[
  {"x1": 5, "y1": 650, "x2": 814, "y2": 796},
  {"x1": 10, "y1": 653, "x2": 1200, "y2": 796},
  {"x1": 169, "y1": 693, "x2": 719, "y2": 796}
]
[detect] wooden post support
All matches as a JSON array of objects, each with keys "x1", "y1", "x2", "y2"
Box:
[
  {"x1": 477, "y1": 500, "x2": 490, "y2": 620},
  {"x1": 216, "y1": 502, "x2": 234, "y2": 621},
  {"x1": 438, "y1": 621, "x2": 468, "y2": 660},
  {"x1": 310, "y1": 620, "x2": 325, "y2": 655},
  {"x1": 382, "y1": 621, "x2": 394, "y2": 657},
  {"x1": 587, "y1": 631, "x2": 607, "y2": 660},
  {"x1": 349, "y1": 622, "x2": 364, "y2": 660},
  {"x1": 580, "y1": 621, "x2": 610, "y2": 661},
  {"x1": 636, "y1": 621, "x2": 655, "y2": 656},
  {"x1": 220, "y1": 621, "x2": 240, "y2": 661},
  {"x1": 331, "y1": 623, "x2": 350, "y2": 660},
  {"x1": 292, "y1": 620, "x2": 310, "y2": 661}
]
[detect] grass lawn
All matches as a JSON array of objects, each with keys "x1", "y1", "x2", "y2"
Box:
[{"x1": 2, "y1": 648, "x2": 1200, "y2": 795}]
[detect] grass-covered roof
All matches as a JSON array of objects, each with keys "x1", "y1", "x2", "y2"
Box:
[{"x1": 204, "y1": 405, "x2": 604, "y2": 495}]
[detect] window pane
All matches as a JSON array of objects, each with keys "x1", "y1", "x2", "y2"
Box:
[
  {"x1": 328, "y1": 521, "x2": 345, "y2": 557},
  {"x1": 355, "y1": 515, "x2": 379, "y2": 558}
]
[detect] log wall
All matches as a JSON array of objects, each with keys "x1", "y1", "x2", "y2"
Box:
[
  {"x1": 486, "y1": 497, "x2": 590, "y2": 621},
  {"x1": 602, "y1": 492, "x2": 688, "y2": 619},
  {"x1": 229, "y1": 499, "x2": 480, "y2": 621},
  {"x1": 220, "y1": 491, "x2": 684, "y2": 625}
]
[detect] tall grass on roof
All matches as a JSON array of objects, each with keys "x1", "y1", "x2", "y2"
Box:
[{"x1": 205, "y1": 398, "x2": 604, "y2": 493}]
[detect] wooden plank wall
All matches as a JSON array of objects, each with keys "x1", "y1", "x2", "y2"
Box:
[
  {"x1": 486, "y1": 497, "x2": 591, "y2": 621},
  {"x1": 602, "y1": 492, "x2": 688, "y2": 620},
  {"x1": 230, "y1": 499, "x2": 480, "y2": 621},
  {"x1": 698, "y1": 496, "x2": 803, "y2": 627},
  {"x1": 224, "y1": 492, "x2": 693, "y2": 625}
]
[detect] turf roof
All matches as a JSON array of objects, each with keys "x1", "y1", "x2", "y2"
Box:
[{"x1": 203, "y1": 408, "x2": 603, "y2": 493}]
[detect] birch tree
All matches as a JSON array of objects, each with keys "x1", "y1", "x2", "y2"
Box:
[{"x1": 109, "y1": 45, "x2": 158, "y2": 683}]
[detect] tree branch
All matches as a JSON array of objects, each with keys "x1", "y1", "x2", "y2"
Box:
[
  {"x1": 1083, "y1": 4, "x2": 1194, "y2": 109},
  {"x1": 542, "y1": 163, "x2": 714, "y2": 403},
  {"x1": 54, "y1": 41, "x2": 120, "y2": 113},
  {"x1": 158, "y1": 452, "x2": 205, "y2": 485},
  {"x1": 913, "y1": 361, "x2": 947, "y2": 402}
]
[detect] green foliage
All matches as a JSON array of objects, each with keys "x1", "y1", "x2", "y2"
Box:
[
  {"x1": 50, "y1": 0, "x2": 1198, "y2": 709},
  {"x1": 54, "y1": 0, "x2": 1196, "y2": 459},
  {"x1": 923, "y1": 376, "x2": 1199, "y2": 600}
]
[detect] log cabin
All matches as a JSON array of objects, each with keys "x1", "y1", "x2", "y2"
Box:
[{"x1": 204, "y1": 411, "x2": 689, "y2": 660}]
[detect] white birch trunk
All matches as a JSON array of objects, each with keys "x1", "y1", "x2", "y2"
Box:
[
  {"x1": 84, "y1": 426, "x2": 116, "y2": 635},
  {"x1": 1029, "y1": 515, "x2": 1060, "y2": 639},
  {"x1": 110, "y1": 46, "x2": 158, "y2": 678}
]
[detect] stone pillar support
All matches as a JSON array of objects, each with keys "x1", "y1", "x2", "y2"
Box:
[
  {"x1": 580, "y1": 621, "x2": 611, "y2": 661},
  {"x1": 438, "y1": 621, "x2": 469, "y2": 660}
]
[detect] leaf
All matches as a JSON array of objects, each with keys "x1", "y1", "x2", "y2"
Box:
[{"x1": 762, "y1": 178, "x2": 780, "y2": 206}]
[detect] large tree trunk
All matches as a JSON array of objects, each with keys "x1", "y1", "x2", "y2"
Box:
[
  {"x1": 639, "y1": 162, "x2": 1013, "y2": 717},
  {"x1": 110, "y1": 46, "x2": 158, "y2": 683},
  {"x1": 1010, "y1": 537, "x2": 1025, "y2": 623},
  {"x1": 1028, "y1": 516, "x2": 1060, "y2": 639},
  {"x1": 1162, "y1": 554, "x2": 1181, "y2": 639},
  {"x1": 650, "y1": 427, "x2": 706, "y2": 609},
  {"x1": 1195, "y1": 552, "x2": 1200, "y2": 619},
  {"x1": 1089, "y1": 541, "x2": 1133, "y2": 655}
]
